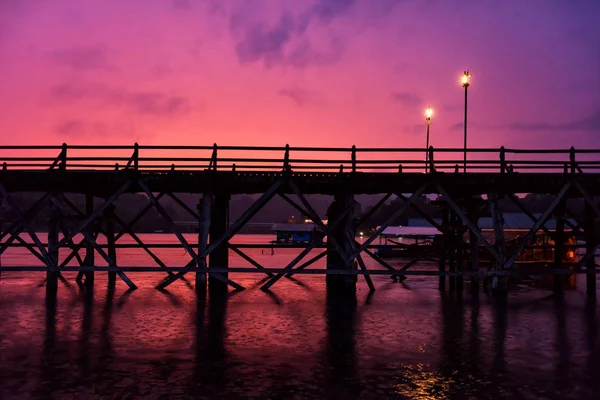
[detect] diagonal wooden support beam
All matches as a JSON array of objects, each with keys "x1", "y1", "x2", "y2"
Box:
[
  {"x1": 286, "y1": 249, "x2": 328, "y2": 277},
  {"x1": 507, "y1": 193, "x2": 555, "y2": 239},
  {"x1": 357, "y1": 193, "x2": 392, "y2": 228},
  {"x1": 355, "y1": 253, "x2": 375, "y2": 291},
  {"x1": 114, "y1": 193, "x2": 166, "y2": 241},
  {"x1": 156, "y1": 182, "x2": 283, "y2": 289},
  {"x1": 573, "y1": 181, "x2": 600, "y2": 217},
  {"x1": 0, "y1": 193, "x2": 49, "y2": 255},
  {"x1": 265, "y1": 193, "x2": 365, "y2": 290},
  {"x1": 59, "y1": 221, "x2": 85, "y2": 266},
  {"x1": 14, "y1": 235, "x2": 46, "y2": 265},
  {"x1": 166, "y1": 193, "x2": 200, "y2": 220},
  {"x1": 396, "y1": 193, "x2": 445, "y2": 232},
  {"x1": 503, "y1": 181, "x2": 572, "y2": 270},
  {"x1": 62, "y1": 233, "x2": 99, "y2": 268},
  {"x1": 279, "y1": 188, "x2": 355, "y2": 266},
  {"x1": 50, "y1": 195, "x2": 138, "y2": 290},
  {"x1": 0, "y1": 182, "x2": 56, "y2": 267},
  {"x1": 58, "y1": 181, "x2": 132, "y2": 248},
  {"x1": 63, "y1": 192, "x2": 180, "y2": 280},
  {"x1": 138, "y1": 181, "x2": 243, "y2": 291},
  {"x1": 351, "y1": 183, "x2": 429, "y2": 259},
  {"x1": 260, "y1": 245, "x2": 317, "y2": 291},
  {"x1": 0, "y1": 193, "x2": 49, "y2": 242},
  {"x1": 113, "y1": 213, "x2": 178, "y2": 278},
  {"x1": 230, "y1": 246, "x2": 275, "y2": 278},
  {"x1": 436, "y1": 182, "x2": 503, "y2": 264},
  {"x1": 362, "y1": 247, "x2": 397, "y2": 273}
]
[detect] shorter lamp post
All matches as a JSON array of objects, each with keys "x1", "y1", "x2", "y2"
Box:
[{"x1": 425, "y1": 105, "x2": 433, "y2": 173}]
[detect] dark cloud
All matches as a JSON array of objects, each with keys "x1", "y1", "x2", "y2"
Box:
[
  {"x1": 50, "y1": 45, "x2": 113, "y2": 71},
  {"x1": 231, "y1": 0, "x2": 359, "y2": 68},
  {"x1": 49, "y1": 82, "x2": 191, "y2": 117},
  {"x1": 392, "y1": 92, "x2": 422, "y2": 107},
  {"x1": 278, "y1": 87, "x2": 320, "y2": 107},
  {"x1": 310, "y1": 0, "x2": 358, "y2": 22},
  {"x1": 54, "y1": 118, "x2": 143, "y2": 141},
  {"x1": 171, "y1": 0, "x2": 191, "y2": 11},
  {"x1": 235, "y1": 12, "x2": 295, "y2": 66},
  {"x1": 55, "y1": 119, "x2": 111, "y2": 138},
  {"x1": 509, "y1": 110, "x2": 600, "y2": 132}
]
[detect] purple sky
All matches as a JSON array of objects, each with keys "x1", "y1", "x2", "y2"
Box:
[{"x1": 0, "y1": 0, "x2": 599, "y2": 149}]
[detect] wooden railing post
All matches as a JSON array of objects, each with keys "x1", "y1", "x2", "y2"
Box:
[
  {"x1": 133, "y1": 142, "x2": 139, "y2": 170},
  {"x1": 60, "y1": 143, "x2": 67, "y2": 171},
  {"x1": 570, "y1": 146, "x2": 576, "y2": 174},
  {"x1": 500, "y1": 146, "x2": 506, "y2": 173},
  {"x1": 428, "y1": 146, "x2": 435, "y2": 173},
  {"x1": 351, "y1": 145, "x2": 356, "y2": 173},
  {"x1": 283, "y1": 144, "x2": 290, "y2": 174},
  {"x1": 210, "y1": 143, "x2": 218, "y2": 171}
]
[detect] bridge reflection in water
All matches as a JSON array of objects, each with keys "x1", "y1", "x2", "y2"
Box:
[{"x1": 1, "y1": 264, "x2": 599, "y2": 398}]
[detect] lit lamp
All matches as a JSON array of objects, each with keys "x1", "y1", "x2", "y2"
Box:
[
  {"x1": 425, "y1": 106, "x2": 433, "y2": 173},
  {"x1": 461, "y1": 70, "x2": 471, "y2": 173}
]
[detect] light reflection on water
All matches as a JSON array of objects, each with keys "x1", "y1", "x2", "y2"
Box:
[{"x1": 0, "y1": 234, "x2": 599, "y2": 399}]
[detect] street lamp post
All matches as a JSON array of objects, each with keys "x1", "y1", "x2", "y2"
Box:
[
  {"x1": 425, "y1": 105, "x2": 433, "y2": 173},
  {"x1": 462, "y1": 70, "x2": 471, "y2": 173}
]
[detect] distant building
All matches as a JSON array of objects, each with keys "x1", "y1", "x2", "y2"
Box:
[{"x1": 271, "y1": 223, "x2": 325, "y2": 244}]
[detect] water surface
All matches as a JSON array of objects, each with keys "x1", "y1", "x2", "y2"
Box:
[{"x1": 1, "y1": 234, "x2": 599, "y2": 399}]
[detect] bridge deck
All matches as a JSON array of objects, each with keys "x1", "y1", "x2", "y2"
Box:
[{"x1": 0, "y1": 170, "x2": 598, "y2": 196}]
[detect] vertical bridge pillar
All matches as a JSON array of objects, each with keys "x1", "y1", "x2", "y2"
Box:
[
  {"x1": 197, "y1": 192, "x2": 212, "y2": 292},
  {"x1": 489, "y1": 191, "x2": 506, "y2": 294},
  {"x1": 438, "y1": 207, "x2": 449, "y2": 291},
  {"x1": 47, "y1": 201, "x2": 60, "y2": 296},
  {"x1": 553, "y1": 199, "x2": 566, "y2": 294},
  {"x1": 209, "y1": 194, "x2": 229, "y2": 294},
  {"x1": 104, "y1": 204, "x2": 117, "y2": 288},
  {"x1": 326, "y1": 194, "x2": 357, "y2": 295},
  {"x1": 84, "y1": 193, "x2": 95, "y2": 289},
  {"x1": 585, "y1": 201, "x2": 597, "y2": 298},
  {"x1": 467, "y1": 199, "x2": 480, "y2": 295}
]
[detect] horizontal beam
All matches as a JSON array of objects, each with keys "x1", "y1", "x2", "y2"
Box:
[{"x1": 0, "y1": 266, "x2": 595, "y2": 277}]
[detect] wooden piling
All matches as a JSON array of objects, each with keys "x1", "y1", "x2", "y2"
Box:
[
  {"x1": 489, "y1": 191, "x2": 506, "y2": 294},
  {"x1": 209, "y1": 194, "x2": 229, "y2": 293},
  {"x1": 326, "y1": 194, "x2": 357, "y2": 295},
  {"x1": 84, "y1": 193, "x2": 95, "y2": 289},
  {"x1": 469, "y1": 207, "x2": 480, "y2": 294},
  {"x1": 553, "y1": 200, "x2": 566, "y2": 294},
  {"x1": 105, "y1": 204, "x2": 117, "y2": 288},
  {"x1": 584, "y1": 201, "x2": 596, "y2": 297},
  {"x1": 47, "y1": 202, "x2": 59, "y2": 296},
  {"x1": 197, "y1": 192, "x2": 212, "y2": 291},
  {"x1": 439, "y1": 207, "x2": 449, "y2": 291},
  {"x1": 448, "y1": 211, "x2": 457, "y2": 292}
]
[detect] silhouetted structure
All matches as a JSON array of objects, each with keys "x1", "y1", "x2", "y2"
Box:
[{"x1": 0, "y1": 143, "x2": 598, "y2": 299}]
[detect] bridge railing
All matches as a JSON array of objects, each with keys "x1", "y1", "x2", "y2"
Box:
[{"x1": 0, "y1": 144, "x2": 599, "y2": 173}]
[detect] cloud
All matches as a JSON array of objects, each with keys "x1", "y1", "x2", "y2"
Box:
[
  {"x1": 49, "y1": 81, "x2": 191, "y2": 117},
  {"x1": 50, "y1": 45, "x2": 113, "y2": 71},
  {"x1": 231, "y1": 0, "x2": 359, "y2": 68},
  {"x1": 392, "y1": 92, "x2": 422, "y2": 107},
  {"x1": 54, "y1": 118, "x2": 143, "y2": 141},
  {"x1": 508, "y1": 110, "x2": 600, "y2": 132},
  {"x1": 235, "y1": 12, "x2": 295, "y2": 66},
  {"x1": 171, "y1": 0, "x2": 191, "y2": 11},
  {"x1": 278, "y1": 87, "x2": 321, "y2": 106}
]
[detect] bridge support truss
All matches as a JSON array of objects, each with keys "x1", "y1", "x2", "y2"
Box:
[{"x1": 0, "y1": 144, "x2": 598, "y2": 301}]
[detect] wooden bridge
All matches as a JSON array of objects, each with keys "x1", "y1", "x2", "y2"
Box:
[{"x1": 0, "y1": 144, "x2": 599, "y2": 298}]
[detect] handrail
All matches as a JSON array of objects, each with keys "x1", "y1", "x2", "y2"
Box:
[{"x1": 1, "y1": 144, "x2": 599, "y2": 173}]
